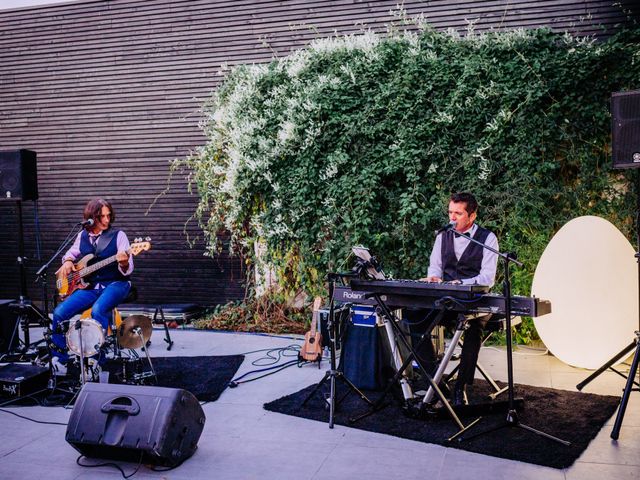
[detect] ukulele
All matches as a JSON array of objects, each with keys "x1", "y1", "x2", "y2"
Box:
[
  {"x1": 56, "y1": 238, "x2": 151, "y2": 299},
  {"x1": 299, "y1": 296, "x2": 323, "y2": 363}
]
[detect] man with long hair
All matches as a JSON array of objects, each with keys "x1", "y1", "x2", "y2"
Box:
[{"x1": 50, "y1": 198, "x2": 133, "y2": 375}]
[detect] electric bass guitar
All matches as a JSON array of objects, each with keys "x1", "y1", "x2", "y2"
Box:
[
  {"x1": 299, "y1": 296, "x2": 323, "y2": 363},
  {"x1": 56, "y1": 238, "x2": 151, "y2": 300}
]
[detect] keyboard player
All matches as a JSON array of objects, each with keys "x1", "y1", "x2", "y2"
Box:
[{"x1": 407, "y1": 192, "x2": 498, "y2": 406}]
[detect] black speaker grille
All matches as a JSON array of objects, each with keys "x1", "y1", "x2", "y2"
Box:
[
  {"x1": 612, "y1": 90, "x2": 640, "y2": 169},
  {"x1": 0, "y1": 149, "x2": 38, "y2": 200}
]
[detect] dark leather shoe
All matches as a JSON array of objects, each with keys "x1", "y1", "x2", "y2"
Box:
[{"x1": 452, "y1": 384, "x2": 468, "y2": 407}]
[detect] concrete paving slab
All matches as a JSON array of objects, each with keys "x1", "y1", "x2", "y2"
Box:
[{"x1": 0, "y1": 328, "x2": 638, "y2": 480}]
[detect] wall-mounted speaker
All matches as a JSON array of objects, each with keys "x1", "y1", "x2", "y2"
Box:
[
  {"x1": 65, "y1": 383, "x2": 206, "y2": 467},
  {"x1": 0, "y1": 149, "x2": 38, "y2": 200},
  {"x1": 612, "y1": 90, "x2": 640, "y2": 169}
]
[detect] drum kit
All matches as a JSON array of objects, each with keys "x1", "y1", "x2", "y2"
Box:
[{"x1": 62, "y1": 312, "x2": 156, "y2": 387}]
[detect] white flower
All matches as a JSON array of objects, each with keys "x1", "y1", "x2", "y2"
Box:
[
  {"x1": 433, "y1": 111, "x2": 454, "y2": 124},
  {"x1": 278, "y1": 120, "x2": 296, "y2": 144}
]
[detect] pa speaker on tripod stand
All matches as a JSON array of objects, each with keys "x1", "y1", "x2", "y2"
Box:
[
  {"x1": 580, "y1": 89, "x2": 640, "y2": 439},
  {"x1": 0, "y1": 149, "x2": 47, "y2": 355}
]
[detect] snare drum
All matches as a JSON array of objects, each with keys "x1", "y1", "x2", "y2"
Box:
[
  {"x1": 80, "y1": 307, "x2": 122, "y2": 335},
  {"x1": 65, "y1": 318, "x2": 105, "y2": 357}
]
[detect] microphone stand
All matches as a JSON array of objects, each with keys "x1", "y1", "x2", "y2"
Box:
[
  {"x1": 300, "y1": 271, "x2": 373, "y2": 428},
  {"x1": 35, "y1": 221, "x2": 85, "y2": 302},
  {"x1": 32, "y1": 222, "x2": 85, "y2": 380},
  {"x1": 450, "y1": 226, "x2": 570, "y2": 446}
]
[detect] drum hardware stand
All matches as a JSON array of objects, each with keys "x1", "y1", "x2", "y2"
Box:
[
  {"x1": 102, "y1": 316, "x2": 157, "y2": 385},
  {"x1": 152, "y1": 307, "x2": 174, "y2": 350},
  {"x1": 454, "y1": 232, "x2": 570, "y2": 446},
  {"x1": 74, "y1": 318, "x2": 89, "y2": 384},
  {"x1": 301, "y1": 273, "x2": 373, "y2": 429},
  {"x1": 351, "y1": 293, "x2": 480, "y2": 441},
  {"x1": 130, "y1": 326, "x2": 157, "y2": 382}
]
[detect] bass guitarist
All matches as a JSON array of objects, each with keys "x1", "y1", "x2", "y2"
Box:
[{"x1": 50, "y1": 198, "x2": 133, "y2": 374}]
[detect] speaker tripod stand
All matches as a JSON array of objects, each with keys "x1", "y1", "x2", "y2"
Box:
[
  {"x1": 301, "y1": 273, "x2": 372, "y2": 428},
  {"x1": 611, "y1": 330, "x2": 640, "y2": 440},
  {"x1": 577, "y1": 171, "x2": 640, "y2": 439},
  {"x1": 7, "y1": 200, "x2": 49, "y2": 357}
]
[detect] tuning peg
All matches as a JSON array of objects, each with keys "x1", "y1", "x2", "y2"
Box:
[
  {"x1": 134, "y1": 237, "x2": 141, "y2": 243},
  {"x1": 145, "y1": 236, "x2": 151, "y2": 242}
]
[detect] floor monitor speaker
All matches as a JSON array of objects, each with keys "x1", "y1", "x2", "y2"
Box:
[{"x1": 65, "y1": 383, "x2": 206, "y2": 467}]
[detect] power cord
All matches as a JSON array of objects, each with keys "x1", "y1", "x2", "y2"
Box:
[
  {"x1": 227, "y1": 345, "x2": 306, "y2": 388},
  {"x1": 76, "y1": 453, "x2": 143, "y2": 479},
  {"x1": 0, "y1": 388, "x2": 68, "y2": 425},
  {"x1": 248, "y1": 344, "x2": 301, "y2": 366},
  {"x1": 228, "y1": 358, "x2": 301, "y2": 388},
  {"x1": 0, "y1": 406, "x2": 67, "y2": 426}
]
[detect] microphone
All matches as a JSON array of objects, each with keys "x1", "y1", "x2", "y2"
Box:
[
  {"x1": 78, "y1": 218, "x2": 94, "y2": 227},
  {"x1": 434, "y1": 221, "x2": 456, "y2": 235}
]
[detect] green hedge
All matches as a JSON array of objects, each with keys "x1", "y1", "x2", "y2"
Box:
[{"x1": 177, "y1": 26, "x2": 640, "y2": 340}]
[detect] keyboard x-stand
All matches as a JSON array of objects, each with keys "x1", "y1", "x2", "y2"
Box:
[
  {"x1": 301, "y1": 272, "x2": 373, "y2": 428},
  {"x1": 349, "y1": 286, "x2": 482, "y2": 441}
]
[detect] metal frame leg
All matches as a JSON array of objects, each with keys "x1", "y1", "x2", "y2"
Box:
[
  {"x1": 153, "y1": 307, "x2": 174, "y2": 351},
  {"x1": 611, "y1": 331, "x2": 640, "y2": 440},
  {"x1": 423, "y1": 328, "x2": 464, "y2": 404}
]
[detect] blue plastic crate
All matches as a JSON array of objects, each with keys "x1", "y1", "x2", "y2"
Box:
[{"x1": 350, "y1": 304, "x2": 377, "y2": 327}]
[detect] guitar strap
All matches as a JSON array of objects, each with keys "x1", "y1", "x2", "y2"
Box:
[{"x1": 94, "y1": 228, "x2": 118, "y2": 257}]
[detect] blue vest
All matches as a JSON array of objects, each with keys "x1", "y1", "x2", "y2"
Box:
[
  {"x1": 441, "y1": 225, "x2": 491, "y2": 282},
  {"x1": 79, "y1": 228, "x2": 127, "y2": 285}
]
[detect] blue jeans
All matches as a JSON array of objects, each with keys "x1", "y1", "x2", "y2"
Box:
[{"x1": 51, "y1": 280, "x2": 131, "y2": 363}]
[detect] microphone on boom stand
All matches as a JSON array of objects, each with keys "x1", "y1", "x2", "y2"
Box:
[{"x1": 434, "y1": 221, "x2": 456, "y2": 235}]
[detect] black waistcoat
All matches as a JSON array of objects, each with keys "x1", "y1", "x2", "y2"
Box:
[
  {"x1": 79, "y1": 228, "x2": 127, "y2": 284},
  {"x1": 441, "y1": 225, "x2": 491, "y2": 282}
]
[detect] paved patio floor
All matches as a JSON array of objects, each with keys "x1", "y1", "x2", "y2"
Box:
[{"x1": 0, "y1": 327, "x2": 638, "y2": 479}]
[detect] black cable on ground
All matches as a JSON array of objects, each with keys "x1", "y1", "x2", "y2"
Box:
[
  {"x1": 226, "y1": 343, "x2": 312, "y2": 387},
  {"x1": 0, "y1": 406, "x2": 67, "y2": 426},
  {"x1": 76, "y1": 453, "x2": 143, "y2": 479},
  {"x1": 228, "y1": 358, "x2": 302, "y2": 388},
  {"x1": 0, "y1": 386, "x2": 70, "y2": 425},
  {"x1": 236, "y1": 343, "x2": 302, "y2": 359},
  {"x1": 248, "y1": 344, "x2": 301, "y2": 367}
]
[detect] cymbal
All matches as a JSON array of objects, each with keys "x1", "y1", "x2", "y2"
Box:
[{"x1": 118, "y1": 314, "x2": 152, "y2": 349}]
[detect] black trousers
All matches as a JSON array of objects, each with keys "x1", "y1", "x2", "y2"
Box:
[{"x1": 405, "y1": 309, "x2": 489, "y2": 387}]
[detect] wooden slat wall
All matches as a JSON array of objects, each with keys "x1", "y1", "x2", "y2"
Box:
[{"x1": 0, "y1": 0, "x2": 637, "y2": 307}]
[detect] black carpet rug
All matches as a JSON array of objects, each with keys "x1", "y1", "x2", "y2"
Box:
[
  {"x1": 264, "y1": 380, "x2": 621, "y2": 469},
  {"x1": 104, "y1": 355, "x2": 245, "y2": 402},
  {"x1": 3, "y1": 355, "x2": 244, "y2": 407}
]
